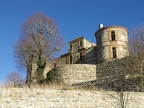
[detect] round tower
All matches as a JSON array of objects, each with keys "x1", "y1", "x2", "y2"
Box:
[{"x1": 95, "y1": 24, "x2": 129, "y2": 63}]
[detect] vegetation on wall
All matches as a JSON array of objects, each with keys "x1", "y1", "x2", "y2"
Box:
[
  {"x1": 46, "y1": 68, "x2": 55, "y2": 82},
  {"x1": 46, "y1": 68, "x2": 59, "y2": 82}
]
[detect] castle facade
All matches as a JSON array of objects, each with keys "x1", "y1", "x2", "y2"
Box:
[{"x1": 43, "y1": 24, "x2": 129, "y2": 78}]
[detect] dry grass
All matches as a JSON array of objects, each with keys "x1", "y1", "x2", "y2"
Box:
[
  {"x1": 3, "y1": 81, "x2": 74, "y2": 90},
  {"x1": 2, "y1": 81, "x2": 98, "y2": 91}
]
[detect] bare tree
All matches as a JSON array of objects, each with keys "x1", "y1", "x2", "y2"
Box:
[
  {"x1": 14, "y1": 12, "x2": 65, "y2": 84},
  {"x1": 14, "y1": 36, "x2": 37, "y2": 85},
  {"x1": 98, "y1": 73, "x2": 130, "y2": 108},
  {"x1": 5, "y1": 72, "x2": 24, "y2": 87},
  {"x1": 112, "y1": 80, "x2": 129, "y2": 108},
  {"x1": 104, "y1": 89, "x2": 129, "y2": 108},
  {"x1": 128, "y1": 23, "x2": 144, "y2": 91}
]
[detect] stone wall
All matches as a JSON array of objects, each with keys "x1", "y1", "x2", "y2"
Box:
[
  {"x1": 83, "y1": 38, "x2": 95, "y2": 49},
  {"x1": 54, "y1": 64, "x2": 96, "y2": 85},
  {"x1": 43, "y1": 56, "x2": 67, "y2": 78},
  {"x1": 0, "y1": 88, "x2": 144, "y2": 108},
  {"x1": 96, "y1": 60, "x2": 124, "y2": 80},
  {"x1": 96, "y1": 57, "x2": 137, "y2": 80},
  {"x1": 51, "y1": 59, "x2": 127, "y2": 86},
  {"x1": 45, "y1": 59, "x2": 131, "y2": 86},
  {"x1": 85, "y1": 47, "x2": 96, "y2": 64},
  {"x1": 44, "y1": 58, "x2": 137, "y2": 88}
]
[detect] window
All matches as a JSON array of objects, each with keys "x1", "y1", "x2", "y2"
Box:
[
  {"x1": 80, "y1": 52, "x2": 82, "y2": 61},
  {"x1": 111, "y1": 30, "x2": 115, "y2": 41},
  {"x1": 69, "y1": 44, "x2": 72, "y2": 49},
  {"x1": 70, "y1": 56, "x2": 72, "y2": 64},
  {"x1": 80, "y1": 41, "x2": 83, "y2": 46},
  {"x1": 112, "y1": 47, "x2": 117, "y2": 58}
]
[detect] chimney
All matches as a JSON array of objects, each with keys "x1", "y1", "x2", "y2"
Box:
[{"x1": 99, "y1": 24, "x2": 103, "y2": 29}]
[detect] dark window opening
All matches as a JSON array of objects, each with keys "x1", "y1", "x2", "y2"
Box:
[
  {"x1": 80, "y1": 52, "x2": 82, "y2": 61},
  {"x1": 80, "y1": 41, "x2": 83, "y2": 46},
  {"x1": 70, "y1": 44, "x2": 72, "y2": 49},
  {"x1": 70, "y1": 56, "x2": 72, "y2": 64},
  {"x1": 111, "y1": 30, "x2": 115, "y2": 41},
  {"x1": 112, "y1": 47, "x2": 117, "y2": 58}
]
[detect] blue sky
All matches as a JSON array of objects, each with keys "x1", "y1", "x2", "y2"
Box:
[{"x1": 0, "y1": 0, "x2": 144, "y2": 82}]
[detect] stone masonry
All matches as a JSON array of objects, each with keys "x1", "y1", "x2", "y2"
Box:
[
  {"x1": 95, "y1": 25, "x2": 129, "y2": 63},
  {"x1": 54, "y1": 64, "x2": 96, "y2": 85},
  {"x1": 0, "y1": 88, "x2": 144, "y2": 108}
]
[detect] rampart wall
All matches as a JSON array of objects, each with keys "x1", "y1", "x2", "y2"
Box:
[
  {"x1": 0, "y1": 88, "x2": 144, "y2": 108},
  {"x1": 51, "y1": 59, "x2": 128, "y2": 86},
  {"x1": 54, "y1": 64, "x2": 96, "y2": 85},
  {"x1": 96, "y1": 59, "x2": 125, "y2": 82}
]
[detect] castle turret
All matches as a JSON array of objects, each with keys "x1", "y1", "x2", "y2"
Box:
[{"x1": 95, "y1": 24, "x2": 129, "y2": 63}]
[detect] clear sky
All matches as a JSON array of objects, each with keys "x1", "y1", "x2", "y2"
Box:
[{"x1": 0, "y1": 0, "x2": 144, "y2": 82}]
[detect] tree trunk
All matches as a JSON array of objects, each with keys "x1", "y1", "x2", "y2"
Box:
[
  {"x1": 26, "y1": 66, "x2": 32, "y2": 87},
  {"x1": 36, "y1": 51, "x2": 46, "y2": 81}
]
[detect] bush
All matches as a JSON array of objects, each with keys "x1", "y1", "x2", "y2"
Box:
[{"x1": 46, "y1": 68, "x2": 57, "y2": 82}]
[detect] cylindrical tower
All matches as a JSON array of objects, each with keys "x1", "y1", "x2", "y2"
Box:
[{"x1": 95, "y1": 24, "x2": 129, "y2": 63}]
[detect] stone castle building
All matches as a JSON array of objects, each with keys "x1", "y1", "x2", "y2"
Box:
[
  {"x1": 95, "y1": 24, "x2": 129, "y2": 63},
  {"x1": 42, "y1": 24, "x2": 129, "y2": 83}
]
